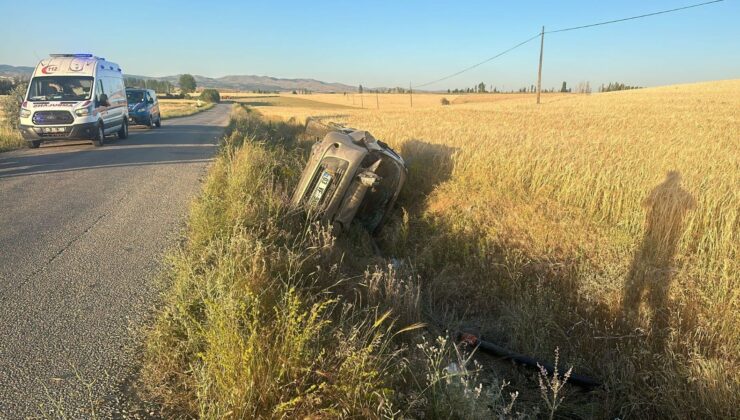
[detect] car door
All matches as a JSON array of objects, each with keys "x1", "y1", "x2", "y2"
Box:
[{"x1": 149, "y1": 91, "x2": 160, "y2": 119}]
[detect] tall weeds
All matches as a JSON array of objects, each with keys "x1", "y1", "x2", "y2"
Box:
[
  {"x1": 143, "y1": 106, "x2": 513, "y2": 418},
  {"x1": 143, "y1": 107, "x2": 400, "y2": 417}
]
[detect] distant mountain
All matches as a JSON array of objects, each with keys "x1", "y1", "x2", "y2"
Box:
[
  {"x1": 141, "y1": 74, "x2": 358, "y2": 93},
  {"x1": 0, "y1": 63, "x2": 356, "y2": 92},
  {"x1": 0, "y1": 64, "x2": 34, "y2": 78}
]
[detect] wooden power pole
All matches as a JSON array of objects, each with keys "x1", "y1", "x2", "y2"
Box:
[
  {"x1": 536, "y1": 26, "x2": 545, "y2": 104},
  {"x1": 409, "y1": 82, "x2": 413, "y2": 108}
]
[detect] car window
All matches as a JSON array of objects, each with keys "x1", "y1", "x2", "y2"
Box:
[{"x1": 127, "y1": 91, "x2": 145, "y2": 103}]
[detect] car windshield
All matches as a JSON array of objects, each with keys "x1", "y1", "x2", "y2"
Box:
[
  {"x1": 26, "y1": 76, "x2": 93, "y2": 101},
  {"x1": 126, "y1": 91, "x2": 145, "y2": 103}
]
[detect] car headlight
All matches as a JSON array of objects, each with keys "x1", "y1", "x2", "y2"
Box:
[{"x1": 20, "y1": 108, "x2": 31, "y2": 118}]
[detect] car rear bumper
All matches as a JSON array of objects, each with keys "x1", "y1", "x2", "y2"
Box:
[{"x1": 20, "y1": 122, "x2": 99, "y2": 141}]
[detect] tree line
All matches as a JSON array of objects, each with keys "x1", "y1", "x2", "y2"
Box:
[
  {"x1": 599, "y1": 82, "x2": 642, "y2": 92},
  {"x1": 442, "y1": 80, "x2": 642, "y2": 94},
  {"x1": 124, "y1": 77, "x2": 175, "y2": 94}
]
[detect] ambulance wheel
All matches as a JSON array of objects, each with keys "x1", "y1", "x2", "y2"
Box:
[
  {"x1": 28, "y1": 140, "x2": 41, "y2": 149},
  {"x1": 93, "y1": 124, "x2": 105, "y2": 147},
  {"x1": 118, "y1": 119, "x2": 128, "y2": 139}
]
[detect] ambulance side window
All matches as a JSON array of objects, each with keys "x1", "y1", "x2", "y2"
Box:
[
  {"x1": 95, "y1": 80, "x2": 105, "y2": 106},
  {"x1": 103, "y1": 77, "x2": 123, "y2": 103}
]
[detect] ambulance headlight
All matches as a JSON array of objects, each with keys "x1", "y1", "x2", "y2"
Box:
[
  {"x1": 75, "y1": 106, "x2": 92, "y2": 117},
  {"x1": 20, "y1": 108, "x2": 31, "y2": 118}
]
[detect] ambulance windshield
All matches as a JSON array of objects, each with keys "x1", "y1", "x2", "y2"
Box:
[{"x1": 26, "y1": 76, "x2": 94, "y2": 102}]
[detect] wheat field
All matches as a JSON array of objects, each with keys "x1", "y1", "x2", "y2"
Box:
[
  {"x1": 158, "y1": 99, "x2": 215, "y2": 119},
  {"x1": 244, "y1": 80, "x2": 739, "y2": 417}
]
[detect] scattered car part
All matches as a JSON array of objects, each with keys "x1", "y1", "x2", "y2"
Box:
[
  {"x1": 457, "y1": 332, "x2": 601, "y2": 388},
  {"x1": 292, "y1": 121, "x2": 407, "y2": 233}
]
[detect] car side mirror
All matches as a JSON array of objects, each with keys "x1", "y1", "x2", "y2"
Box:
[{"x1": 98, "y1": 93, "x2": 109, "y2": 107}]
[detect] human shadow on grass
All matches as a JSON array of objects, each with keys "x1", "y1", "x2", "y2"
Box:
[{"x1": 622, "y1": 171, "x2": 695, "y2": 350}]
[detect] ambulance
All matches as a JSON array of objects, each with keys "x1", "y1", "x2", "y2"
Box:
[{"x1": 19, "y1": 54, "x2": 129, "y2": 148}]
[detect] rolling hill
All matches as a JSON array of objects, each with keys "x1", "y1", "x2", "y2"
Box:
[{"x1": 0, "y1": 63, "x2": 356, "y2": 92}]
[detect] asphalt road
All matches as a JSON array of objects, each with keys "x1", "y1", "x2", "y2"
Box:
[{"x1": 0, "y1": 104, "x2": 230, "y2": 418}]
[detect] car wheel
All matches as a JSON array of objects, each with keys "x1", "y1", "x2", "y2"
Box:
[
  {"x1": 118, "y1": 119, "x2": 129, "y2": 139},
  {"x1": 155, "y1": 115, "x2": 161, "y2": 128},
  {"x1": 28, "y1": 140, "x2": 41, "y2": 149},
  {"x1": 92, "y1": 124, "x2": 105, "y2": 147}
]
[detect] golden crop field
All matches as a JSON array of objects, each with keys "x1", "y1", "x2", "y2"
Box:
[
  {"x1": 243, "y1": 80, "x2": 739, "y2": 417},
  {"x1": 158, "y1": 98, "x2": 215, "y2": 119}
]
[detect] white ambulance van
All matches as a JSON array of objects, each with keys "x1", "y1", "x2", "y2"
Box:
[{"x1": 19, "y1": 54, "x2": 129, "y2": 148}]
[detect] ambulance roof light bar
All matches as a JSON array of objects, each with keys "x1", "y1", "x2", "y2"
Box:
[{"x1": 49, "y1": 53, "x2": 95, "y2": 58}]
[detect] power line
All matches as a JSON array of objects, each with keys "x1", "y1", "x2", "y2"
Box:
[
  {"x1": 547, "y1": 0, "x2": 723, "y2": 33},
  {"x1": 412, "y1": 33, "x2": 541, "y2": 88},
  {"x1": 411, "y1": 0, "x2": 724, "y2": 89}
]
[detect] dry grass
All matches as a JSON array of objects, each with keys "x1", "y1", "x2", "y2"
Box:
[
  {"x1": 248, "y1": 80, "x2": 740, "y2": 418},
  {"x1": 0, "y1": 95, "x2": 24, "y2": 152},
  {"x1": 158, "y1": 99, "x2": 215, "y2": 119},
  {"x1": 0, "y1": 124, "x2": 24, "y2": 152},
  {"x1": 144, "y1": 105, "x2": 531, "y2": 418}
]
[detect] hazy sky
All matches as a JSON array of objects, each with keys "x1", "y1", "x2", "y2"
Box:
[{"x1": 1, "y1": 0, "x2": 737, "y2": 90}]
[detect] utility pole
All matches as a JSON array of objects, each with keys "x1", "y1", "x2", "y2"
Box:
[
  {"x1": 536, "y1": 26, "x2": 544, "y2": 104},
  {"x1": 360, "y1": 92, "x2": 364, "y2": 108},
  {"x1": 409, "y1": 82, "x2": 413, "y2": 108},
  {"x1": 376, "y1": 90, "x2": 379, "y2": 109}
]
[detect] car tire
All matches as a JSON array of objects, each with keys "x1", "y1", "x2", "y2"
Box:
[
  {"x1": 28, "y1": 140, "x2": 41, "y2": 149},
  {"x1": 92, "y1": 124, "x2": 105, "y2": 147},
  {"x1": 118, "y1": 119, "x2": 128, "y2": 139},
  {"x1": 155, "y1": 115, "x2": 161, "y2": 128}
]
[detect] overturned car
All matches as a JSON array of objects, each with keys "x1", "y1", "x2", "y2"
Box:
[{"x1": 291, "y1": 123, "x2": 407, "y2": 234}]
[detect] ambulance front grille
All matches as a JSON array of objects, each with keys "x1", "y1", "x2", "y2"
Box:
[{"x1": 32, "y1": 111, "x2": 74, "y2": 125}]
